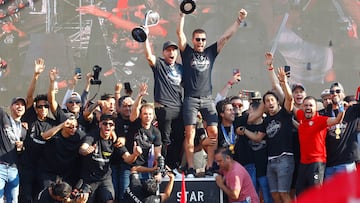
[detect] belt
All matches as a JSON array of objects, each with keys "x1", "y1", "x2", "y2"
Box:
[{"x1": 154, "y1": 102, "x2": 165, "y2": 108}]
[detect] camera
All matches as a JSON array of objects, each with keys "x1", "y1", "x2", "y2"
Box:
[
  {"x1": 90, "y1": 65, "x2": 102, "y2": 85},
  {"x1": 70, "y1": 179, "x2": 91, "y2": 200},
  {"x1": 157, "y1": 155, "x2": 167, "y2": 177}
]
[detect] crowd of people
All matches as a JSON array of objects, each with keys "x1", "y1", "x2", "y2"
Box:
[{"x1": 0, "y1": 3, "x2": 359, "y2": 203}]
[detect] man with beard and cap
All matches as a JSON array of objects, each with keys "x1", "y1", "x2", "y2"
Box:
[
  {"x1": 294, "y1": 95, "x2": 345, "y2": 195},
  {"x1": 323, "y1": 82, "x2": 359, "y2": 180},
  {"x1": 0, "y1": 97, "x2": 27, "y2": 202}
]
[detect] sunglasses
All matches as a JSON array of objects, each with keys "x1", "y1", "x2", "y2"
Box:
[
  {"x1": 36, "y1": 104, "x2": 49, "y2": 109},
  {"x1": 102, "y1": 121, "x2": 114, "y2": 127},
  {"x1": 195, "y1": 38, "x2": 206, "y2": 42},
  {"x1": 330, "y1": 89, "x2": 341, "y2": 94},
  {"x1": 232, "y1": 103, "x2": 243, "y2": 108},
  {"x1": 68, "y1": 100, "x2": 81, "y2": 104}
]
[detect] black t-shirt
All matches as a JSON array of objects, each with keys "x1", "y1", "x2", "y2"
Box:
[
  {"x1": 233, "y1": 115, "x2": 256, "y2": 166},
  {"x1": 152, "y1": 57, "x2": 183, "y2": 108},
  {"x1": 181, "y1": 43, "x2": 218, "y2": 97},
  {"x1": 80, "y1": 129, "x2": 115, "y2": 182},
  {"x1": 325, "y1": 104, "x2": 360, "y2": 166},
  {"x1": 38, "y1": 129, "x2": 86, "y2": 179},
  {"x1": 125, "y1": 119, "x2": 162, "y2": 167},
  {"x1": 111, "y1": 115, "x2": 132, "y2": 165},
  {"x1": 263, "y1": 107, "x2": 294, "y2": 157},
  {"x1": 123, "y1": 174, "x2": 161, "y2": 203},
  {"x1": 21, "y1": 106, "x2": 64, "y2": 168}
]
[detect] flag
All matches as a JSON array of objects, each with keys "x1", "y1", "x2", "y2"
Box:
[{"x1": 180, "y1": 172, "x2": 186, "y2": 203}]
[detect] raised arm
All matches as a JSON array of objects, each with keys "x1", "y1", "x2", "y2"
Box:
[
  {"x1": 265, "y1": 52, "x2": 284, "y2": 102},
  {"x1": 216, "y1": 9, "x2": 247, "y2": 53},
  {"x1": 129, "y1": 83, "x2": 148, "y2": 122},
  {"x1": 61, "y1": 73, "x2": 80, "y2": 109},
  {"x1": 144, "y1": 38, "x2": 157, "y2": 67},
  {"x1": 48, "y1": 68, "x2": 59, "y2": 114},
  {"x1": 26, "y1": 58, "x2": 45, "y2": 109},
  {"x1": 214, "y1": 72, "x2": 241, "y2": 104},
  {"x1": 160, "y1": 171, "x2": 175, "y2": 202},
  {"x1": 327, "y1": 102, "x2": 345, "y2": 126},
  {"x1": 176, "y1": 12, "x2": 187, "y2": 52},
  {"x1": 277, "y1": 67, "x2": 294, "y2": 113}
]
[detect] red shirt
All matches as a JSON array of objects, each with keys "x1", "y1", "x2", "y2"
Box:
[{"x1": 297, "y1": 110, "x2": 328, "y2": 164}]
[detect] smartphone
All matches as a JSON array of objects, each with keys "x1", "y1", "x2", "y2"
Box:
[
  {"x1": 284, "y1": 65, "x2": 290, "y2": 78},
  {"x1": 233, "y1": 68, "x2": 240, "y2": 76},
  {"x1": 74, "y1": 67, "x2": 82, "y2": 79}
]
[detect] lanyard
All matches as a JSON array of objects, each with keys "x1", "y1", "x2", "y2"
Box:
[{"x1": 221, "y1": 124, "x2": 235, "y2": 145}]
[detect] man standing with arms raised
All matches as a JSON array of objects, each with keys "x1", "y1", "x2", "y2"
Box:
[{"x1": 176, "y1": 7, "x2": 248, "y2": 177}]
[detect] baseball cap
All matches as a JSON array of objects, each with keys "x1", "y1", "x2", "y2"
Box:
[
  {"x1": 330, "y1": 82, "x2": 344, "y2": 91},
  {"x1": 66, "y1": 92, "x2": 81, "y2": 103},
  {"x1": 162, "y1": 41, "x2": 178, "y2": 51},
  {"x1": 11, "y1": 97, "x2": 26, "y2": 106},
  {"x1": 291, "y1": 83, "x2": 306, "y2": 92},
  {"x1": 320, "y1": 89, "x2": 331, "y2": 98}
]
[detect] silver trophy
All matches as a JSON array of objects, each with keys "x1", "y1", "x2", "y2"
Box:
[{"x1": 131, "y1": 10, "x2": 160, "y2": 42}]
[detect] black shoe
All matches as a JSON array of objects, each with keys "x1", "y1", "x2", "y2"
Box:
[
  {"x1": 186, "y1": 168, "x2": 196, "y2": 178},
  {"x1": 205, "y1": 167, "x2": 214, "y2": 177}
]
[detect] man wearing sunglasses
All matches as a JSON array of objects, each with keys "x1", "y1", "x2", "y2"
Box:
[
  {"x1": 322, "y1": 82, "x2": 359, "y2": 180},
  {"x1": 79, "y1": 114, "x2": 142, "y2": 203},
  {"x1": 20, "y1": 58, "x2": 68, "y2": 202},
  {"x1": 176, "y1": 7, "x2": 248, "y2": 177}
]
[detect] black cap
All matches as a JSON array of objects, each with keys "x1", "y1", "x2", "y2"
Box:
[
  {"x1": 162, "y1": 41, "x2": 178, "y2": 51},
  {"x1": 100, "y1": 113, "x2": 114, "y2": 122},
  {"x1": 291, "y1": 83, "x2": 306, "y2": 92},
  {"x1": 11, "y1": 97, "x2": 26, "y2": 106}
]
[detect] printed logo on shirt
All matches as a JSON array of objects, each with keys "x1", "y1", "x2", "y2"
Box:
[
  {"x1": 266, "y1": 120, "x2": 281, "y2": 138},
  {"x1": 191, "y1": 53, "x2": 210, "y2": 72}
]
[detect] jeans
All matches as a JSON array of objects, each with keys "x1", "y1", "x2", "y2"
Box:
[
  {"x1": 111, "y1": 165, "x2": 121, "y2": 201},
  {"x1": 0, "y1": 164, "x2": 19, "y2": 203},
  {"x1": 244, "y1": 164, "x2": 257, "y2": 189},
  {"x1": 118, "y1": 164, "x2": 131, "y2": 200},
  {"x1": 325, "y1": 162, "x2": 357, "y2": 180},
  {"x1": 257, "y1": 176, "x2": 273, "y2": 203},
  {"x1": 267, "y1": 155, "x2": 294, "y2": 193}
]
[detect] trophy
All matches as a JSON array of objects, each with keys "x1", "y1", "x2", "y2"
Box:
[
  {"x1": 131, "y1": 10, "x2": 160, "y2": 42},
  {"x1": 180, "y1": 0, "x2": 196, "y2": 14}
]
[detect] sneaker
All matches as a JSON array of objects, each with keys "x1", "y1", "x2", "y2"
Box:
[
  {"x1": 172, "y1": 168, "x2": 182, "y2": 179},
  {"x1": 205, "y1": 167, "x2": 214, "y2": 177},
  {"x1": 186, "y1": 168, "x2": 196, "y2": 178}
]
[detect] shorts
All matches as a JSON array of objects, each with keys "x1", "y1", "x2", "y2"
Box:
[
  {"x1": 267, "y1": 154, "x2": 294, "y2": 193},
  {"x1": 183, "y1": 96, "x2": 218, "y2": 126}
]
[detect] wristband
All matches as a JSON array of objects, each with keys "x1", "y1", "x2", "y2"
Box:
[
  {"x1": 338, "y1": 104, "x2": 345, "y2": 113},
  {"x1": 227, "y1": 81, "x2": 234, "y2": 86},
  {"x1": 236, "y1": 17, "x2": 242, "y2": 25},
  {"x1": 268, "y1": 67, "x2": 274, "y2": 71}
]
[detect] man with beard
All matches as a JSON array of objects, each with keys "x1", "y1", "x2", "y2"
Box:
[
  {"x1": 176, "y1": 7, "x2": 248, "y2": 177},
  {"x1": 323, "y1": 82, "x2": 359, "y2": 179},
  {"x1": 294, "y1": 95, "x2": 344, "y2": 195},
  {"x1": 0, "y1": 97, "x2": 27, "y2": 202}
]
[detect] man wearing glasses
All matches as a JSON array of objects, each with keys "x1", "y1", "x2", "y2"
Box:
[
  {"x1": 20, "y1": 58, "x2": 68, "y2": 202},
  {"x1": 176, "y1": 7, "x2": 248, "y2": 177},
  {"x1": 79, "y1": 114, "x2": 142, "y2": 203},
  {"x1": 323, "y1": 82, "x2": 359, "y2": 179}
]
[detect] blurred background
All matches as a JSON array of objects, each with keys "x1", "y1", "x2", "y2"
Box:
[{"x1": 0, "y1": 0, "x2": 359, "y2": 105}]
